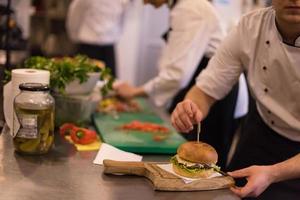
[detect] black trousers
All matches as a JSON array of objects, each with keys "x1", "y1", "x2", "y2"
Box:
[
  {"x1": 77, "y1": 43, "x2": 116, "y2": 77},
  {"x1": 168, "y1": 57, "x2": 240, "y2": 169},
  {"x1": 227, "y1": 98, "x2": 300, "y2": 200}
]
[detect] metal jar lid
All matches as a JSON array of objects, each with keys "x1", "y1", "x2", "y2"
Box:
[{"x1": 19, "y1": 83, "x2": 50, "y2": 91}]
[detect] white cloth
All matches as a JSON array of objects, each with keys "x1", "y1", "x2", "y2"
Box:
[
  {"x1": 143, "y1": 0, "x2": 225, "y2": 107},
  {"x1": 66, "y1": 0, "x2": 130, "y2": 45},
  {"x1": 234, "y1": 74, "x2": 249, "y2": 119},
  {"x1": 196, "y1": 7, "x2": 300, "y2": 142}
]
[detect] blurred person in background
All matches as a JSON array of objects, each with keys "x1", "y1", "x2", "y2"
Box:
[
  {"x1": 115, "y1": 0, "x2": 248, "y2": 169},
  {"x1": 66, "y1": 0, "x2": 132, "y2": 77},
  {"x1": 171, "y1": 0, "x2": 300, "y2": 198}
]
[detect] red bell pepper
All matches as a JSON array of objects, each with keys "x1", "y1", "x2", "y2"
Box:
[
  {"x1": 59, "y1": 123, "x2": 76, "y2": 136},
  {"x1": 70, "y1": 127, "x2": 97, "y2": 145}
]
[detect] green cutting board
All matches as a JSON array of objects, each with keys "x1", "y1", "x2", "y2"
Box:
[{"x1": 92, "y1": 99, "x2": 186, "y2": 154}]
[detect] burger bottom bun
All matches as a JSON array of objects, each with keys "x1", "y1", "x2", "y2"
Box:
[{"x1": 172, "y1": 163, "x2": 215, "y2": 179}]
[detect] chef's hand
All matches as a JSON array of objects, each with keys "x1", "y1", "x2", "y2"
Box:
[
  {"x1": 228, "y1": 165, "x2": 275, "y2": 198},
  {"x1": 114, "y1": 82, "x2": 146, "y2": 99},
  {"x1": 114, "y1": 82, "x2": 137, "y2": 99},
  {"x1": 171, "y1": 99, "x2": 203, "y2": 133}
]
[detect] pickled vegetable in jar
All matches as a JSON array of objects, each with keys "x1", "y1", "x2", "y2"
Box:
[{"x1": 13, "y1": 83, "x2": 55, "y2": 155}]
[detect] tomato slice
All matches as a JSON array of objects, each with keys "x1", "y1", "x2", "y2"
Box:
[
  {"x1": 121, "y1": 120, "x2": 170, "y2": 133},
  {"x1": 153, "y1": 135, "x2": 168, "y2": 142}
]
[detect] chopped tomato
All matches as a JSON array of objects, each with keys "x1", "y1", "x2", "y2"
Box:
[
  {"x1": 70, "y1": 127, "x2": 97, "y2": 145},
  {"x1": 121, "y1": 120, "x2": 169, "y2": 134},
  {"x1": 153, "y1": 135, "x2": 168, "y2": 142},
  {"x1": 59, "y1": 123, "x2": 76, "y2": 136}
]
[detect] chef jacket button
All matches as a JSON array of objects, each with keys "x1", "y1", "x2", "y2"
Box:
[
  {"x1": 264, "y1": 88, "x2": 268, "y2": 93},
  {"x1": 263, "y1": 66, "x2": 267, "y2": 70}
]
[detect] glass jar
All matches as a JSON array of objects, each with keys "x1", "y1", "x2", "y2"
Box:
[{"x1": 13, "y1": 83, "x2": 55, "y2": 155}]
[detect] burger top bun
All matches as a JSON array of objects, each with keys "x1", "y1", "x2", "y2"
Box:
[{"x1": 177, "y1": 141, "x2": 218, "y2": 164}]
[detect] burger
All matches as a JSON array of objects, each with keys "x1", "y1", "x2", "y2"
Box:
[{"x1": 170, "y1": 141, "x2": 220, "y2": 178}]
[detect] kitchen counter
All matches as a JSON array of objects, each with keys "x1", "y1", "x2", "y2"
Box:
[{"x1": 0, "y1": 131, "x2": 240, "y2": 200}]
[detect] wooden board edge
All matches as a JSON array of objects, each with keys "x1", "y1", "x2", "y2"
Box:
[{"x1": 146, "y1": 164, "x2": 235, "y2": 191}]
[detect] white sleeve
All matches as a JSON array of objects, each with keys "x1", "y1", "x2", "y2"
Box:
[
  {"x1": 78, "y1": 0, "x2": 123, "y2": 44},
  {"x1": 196, "y1": 21, "x2": 245, "y2": 100},
  {"x1": 143, "y1": 1, "x2": 223, "y2": 107}
]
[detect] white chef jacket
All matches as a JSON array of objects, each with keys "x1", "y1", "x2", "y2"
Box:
[
  {"x1": 197, "y1": 7, "x2": 300, "y2": 142},
  {"x1": 143, "y1": 0, "x2": 225, "y2": 107},
  {"x1": 66, "y1": 0, "x2": 130, "y2": 45}
]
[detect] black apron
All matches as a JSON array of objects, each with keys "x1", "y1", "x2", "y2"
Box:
[
  {"x1": 163, "y1": 0, "x2": 240, "y2": 169},
  {"x1": 77, "y1": 43, "x2": 116, "y2": 77},
  {"x1": 228, "y1": 97, "x2": 300, "y2": 200}
]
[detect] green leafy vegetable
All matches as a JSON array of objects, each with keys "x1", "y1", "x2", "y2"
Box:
[
  {"x1": 170, "y1": 156, "x2": 220, "y2": 174},
  {"x1": 3, "y1": 70, "x2": 11, "y2": 84},
  {"x1": 24, "y1": 55, "x2": 114, "y2": 95}
]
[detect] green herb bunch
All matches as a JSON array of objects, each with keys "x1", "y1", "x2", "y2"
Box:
[{"x1": 24, "y1": 55, "x2": 114, "y2": 96}]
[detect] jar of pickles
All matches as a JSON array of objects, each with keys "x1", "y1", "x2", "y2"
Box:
[{"x1": 13, "y1": 83, "x2": 55, "y2": 155}]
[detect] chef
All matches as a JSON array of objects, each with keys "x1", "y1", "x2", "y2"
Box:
[
  {"x1": 171, "y1": 0, "x2": 300, "y2": 199},
  {"x1": 66, "y1": 0, "x2": 132, "y2": 77},
  {"x1": 115, "y1": 0, "x2": 246, "y2": 169}
]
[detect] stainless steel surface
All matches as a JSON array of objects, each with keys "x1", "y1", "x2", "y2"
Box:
[{"x1": 0, "y1": 130, "x2": 239, "y2": 200}]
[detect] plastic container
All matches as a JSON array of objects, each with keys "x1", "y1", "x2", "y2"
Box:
[
  {"x1": 59, "y1": 72, "x2": 100, "y2": 95},
  {"x1": 53, "y1": 93, "x2": 98, "y2": 127}
]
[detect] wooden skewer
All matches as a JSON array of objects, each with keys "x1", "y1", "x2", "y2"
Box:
[{"x1": 197, "y1": 123, "x2": 201, "y2": 143}]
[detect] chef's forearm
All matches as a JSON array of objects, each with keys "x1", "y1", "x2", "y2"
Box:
[
  {"x1": 271, "y1": 153, "x2": 300, "y2": 183},
  {"x1": 142, "y1": 73, "x2": 182, "y2": 107},
  {"x1": 185, "y1": 86, "x2": 216, "y2": 119},
  {"x1": 133, "y1": 86, "x2": 148, "y2": 97}
]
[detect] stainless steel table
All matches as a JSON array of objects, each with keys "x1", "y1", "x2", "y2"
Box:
[{"x1": 0, "y1": 131, "x2": 239, "y2": 200}]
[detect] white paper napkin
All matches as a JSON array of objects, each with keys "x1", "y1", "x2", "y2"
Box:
[
  {"x1": 4, "y1": 69, "x2": 50, "y2": 137},
  {"x1": 93, "y1": 143, "x2": 143, "y2": 165},
  {"x1": 157, "y1": 164, "x2": 222, "y2": 184}
]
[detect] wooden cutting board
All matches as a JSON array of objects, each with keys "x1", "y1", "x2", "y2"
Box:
[{"x1": 103, "y1": 160, "x2": 235, "y2": 191}]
